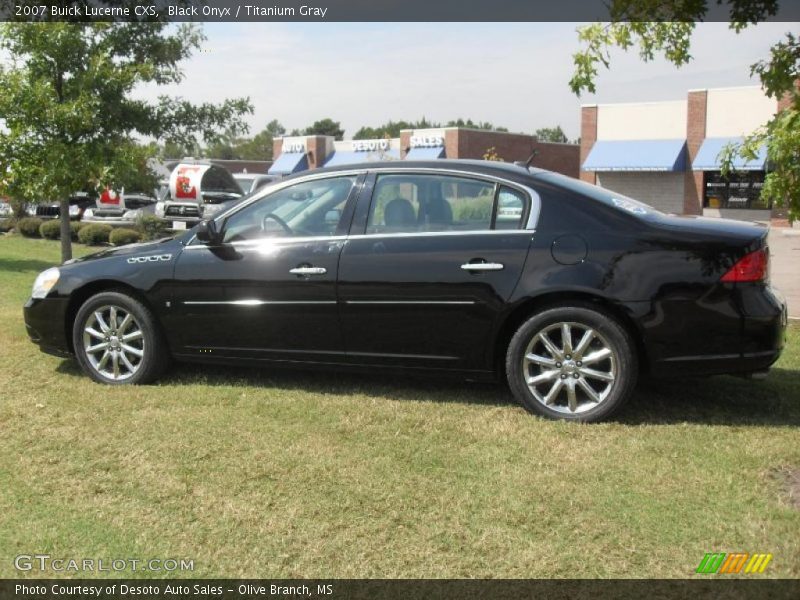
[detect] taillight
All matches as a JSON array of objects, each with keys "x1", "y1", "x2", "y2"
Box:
[{"x1": 720, "y1": 247, "x2": 769, "y2": 283}]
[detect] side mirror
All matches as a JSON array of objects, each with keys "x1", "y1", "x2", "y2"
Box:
[{"x1": 195, "y1": 219, "x2": 221, "y2": 244}]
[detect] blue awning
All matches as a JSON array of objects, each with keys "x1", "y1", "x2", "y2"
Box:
[
  {"x1": 692, "y1": 137, "x2": 767, "y2": 171},
  {"x1": 324, "y1": 149, "x2": 401, "y2": 167},
  {"x1": 268, "y1": 152, "x2": 308, "y2": 175},
  {"x1": 406, "y1": 146, "x2": 445, "y2": 160},
  {"x1": 582, "y1": 139, "x2": 687, "y2": 172}
]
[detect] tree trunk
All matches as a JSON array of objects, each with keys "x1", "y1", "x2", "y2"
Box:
[{"x1": 59, "y1": 198, "x2": 72, "y2": 263}]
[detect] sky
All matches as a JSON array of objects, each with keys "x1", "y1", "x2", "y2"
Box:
[{"x1": 133, "y1": 21, "x2": 797, "y2": 141}]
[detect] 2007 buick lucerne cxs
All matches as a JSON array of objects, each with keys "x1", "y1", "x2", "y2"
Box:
[{"x1": 24, "y1": 161, "x2": 787, "y2": 422}]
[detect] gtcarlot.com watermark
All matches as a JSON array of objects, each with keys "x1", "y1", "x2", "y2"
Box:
[{"x1": 14, "y1": 554, "x2": 194, "y2": 573}]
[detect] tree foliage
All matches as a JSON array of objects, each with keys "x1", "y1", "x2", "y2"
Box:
[
  {"x1": 569, "y1": 0, "x2": 798, "y2": 220},
  {"x1": 204, "y1": 119, "x2": 285, "y2": 161},
  {"x1": 0, "y1": 22, "x2": 253, "y2": 261},
  {"x1": 535, "y1": 126, "x2": 569, "y2": 143},
  {"x1": 300, "y1": 118, "x2": 345, "y2": 140},
  {"x1": 353, "y1": 117, "x2": 508, "y2": 139}
]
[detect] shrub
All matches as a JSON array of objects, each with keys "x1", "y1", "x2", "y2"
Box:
[
  {"x1": 70, "y1": 221, "x2": 86, "y2": 241},
  {"x1": 17, "y1": 217, "x2": 43, "y2": 238},
  {"x1": 39, "y1": 220, "x2": 62, "y2": 240},
  {"x1": 136, "y1": 214, "x2": 168, "y2": 241},
  {"x1": 454, "y1": 197, "x2": 493, "y2": 223},
  {"x1": 0, "y1": 218, "x2": 16, "y2": 233},
  {"x1": 109, "y1": 227, "x2": 142, "y2": 246},
  {"x1": 78, "y1": 224, "x2": 112, "y2": 245}
]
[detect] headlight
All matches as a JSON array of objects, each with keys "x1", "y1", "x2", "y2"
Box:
[
  {"x1": 31, "y1": 267, "x2": 60, "y2": 299},
  {"x1": 123, "y1": 209, "x2": 140, "y2": 219},
  {"x1": 68, "y1": 204, "x2": 80, "y2": 216},
  {"x1": 26, "y1": 205, "x2": 37, "y2": 216},
  {"x1": 155, "y1": 202, "x2": 165, "y2": 217},
  {"x1": 82, "y1": 208, "x2": 94, "y2": 218}
]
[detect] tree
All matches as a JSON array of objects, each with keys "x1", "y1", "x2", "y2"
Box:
[
  {"x1": 235, "y1": 120, "x2": 285, "y2": 160},
  {"x1": 353, "y1": 117, "x2": 507, "y2": 140},
  {"x1": 0, "y1": 21, "x2": 253, "y2": 262},
  {"x1": 446, "y1": 118, "x2": 508, "y2": 131},
  {"x1": 353, "y1": 120, "x2": 415, "y2": 140},
  {"x1": 302, "y1": 118, "x2": 345, "y2": 140},
  {"x1": 161, "y1": 140, "x2": 202, "y2": 160},
  {"x1": 569, "y1": 1, "x2": 799, "y2": 221},
  {"x1": 535, "y1": 126, "x2": 569, "y2": 143},
  {"x1": 205, "y1": 126, "x2": 245, "y2": 160}
]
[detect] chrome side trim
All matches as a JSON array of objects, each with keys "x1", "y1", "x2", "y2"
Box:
[
  {"x1": 183, "y1": 229, "x2": 535, "y2": 250},
  {"x1": 347, "y1": 230, "x2": 534, "y2": 241},
  {"x1": 183, "y1": 300, "x2": 336, "y2": 306},
  {"x1": 183, "y1": 236, "x2": 348, "y2": 249},
  {"x1": 344, "y1": 300, "x2": 476, "y2": 305}
]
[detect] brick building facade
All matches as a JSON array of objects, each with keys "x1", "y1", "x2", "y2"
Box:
[
  {"x1": 580, "y1": 85, "x2": 785, "y2": 221},
  {"x1": 269, "y1": 127, "x2": 579, "y2": 178}
]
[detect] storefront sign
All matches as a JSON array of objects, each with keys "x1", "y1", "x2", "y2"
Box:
[
  {"x1": 283, "y1": 141, "x2": 306, "y2": 153},
  {"x1": 353, "y1": 139, "x2": 391, "y2": 152},
  {"x1": 410, "y1": 135, "x2": 444, "y2": 148}
]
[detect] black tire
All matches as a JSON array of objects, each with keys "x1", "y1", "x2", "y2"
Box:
[
  {"x1": 72, "y1": 291, "x2": 169, "y2": 385},
  {"x1": 506, "y1": 304, "x2": 637, "y2": 422}
]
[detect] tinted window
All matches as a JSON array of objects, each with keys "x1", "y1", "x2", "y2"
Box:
[
  {"x1": 496, "y1": 186, "x2": 526, "y2": 230},
  {"x1": 221, "y1": 176, "x2": 356, "y2": 243},
  {"x1": 536, "y1": 171, "x2": 664, "y2": 219},
  {"x1": 367, "y1": 174, "x2": 499, "y2": 233}
]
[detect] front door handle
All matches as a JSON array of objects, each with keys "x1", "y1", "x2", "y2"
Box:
[
  {"x1": 460, "y1": 262, "x2": 504, "y2": 272},
  {"x1": 290, "y1": 266, "x2": 327, "y2": 276}
]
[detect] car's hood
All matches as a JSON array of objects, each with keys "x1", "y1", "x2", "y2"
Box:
[{"x1": 64, "y1": 237, "x2": 184, "y2": 266}]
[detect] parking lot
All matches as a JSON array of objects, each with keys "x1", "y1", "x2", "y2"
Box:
[{"x1": 770, "y1": 228, "x2": 800, "y2": 318}]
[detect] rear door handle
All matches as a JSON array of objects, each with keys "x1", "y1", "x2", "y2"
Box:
[
  {"x1": 460, "y1": 262, "x2": 504, "y2": 272},
  {"x1": 289, "y1": 266, "x2": 327, "y2": 275}
]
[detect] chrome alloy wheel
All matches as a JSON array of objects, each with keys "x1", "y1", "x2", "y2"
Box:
[
  {"x1": 522, "y1": 322, "x2": 617, "y2": 414},
  {"x1": 82, "y1": 305, "x2": 145, "y2": 381}
]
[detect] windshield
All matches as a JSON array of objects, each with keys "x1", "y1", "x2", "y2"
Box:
[
  {"x1": 536, "y1": 171, "x2": 665, "y2": 219},
  {"x1": 235, "y1": 177, "x2": 255, "y2": 192}
]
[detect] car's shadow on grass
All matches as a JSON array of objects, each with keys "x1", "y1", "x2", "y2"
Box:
[
  {"x1": 0, "y1": 257, "x2": 57, "y2": 273},
  {"x1": 56, "y1": 360, "x2": 800, "y2": 426},
  {"x1": 617, "y1": 367, "x2": 800, "y2": 427}
]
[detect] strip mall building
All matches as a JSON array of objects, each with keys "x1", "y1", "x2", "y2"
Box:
[
  {"x1": 580, "y1": 85, "x2": 791, "y2": 221},
  {"x1": 268, "y1": 127, "x2": 579, "y2": 179}
]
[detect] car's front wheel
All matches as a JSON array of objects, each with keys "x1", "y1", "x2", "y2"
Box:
[
  {"x1": 72, "y1": 291, "x2": 168, "y2": 385},
  {"x1": 506, "y1": 305, "x2": 637, "y2": 422}
]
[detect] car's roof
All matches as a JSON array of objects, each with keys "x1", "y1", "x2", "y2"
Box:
[
  {"x1": 233, "y1": 172, "x2": 273, "y2": 179},
  {"x1": 302, "y1": 159, "x2": 548, "y2": 180}
]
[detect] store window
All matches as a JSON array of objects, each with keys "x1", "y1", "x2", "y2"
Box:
[{"x1": 703, "y1": 172, "x2": 769, "y2": 210}]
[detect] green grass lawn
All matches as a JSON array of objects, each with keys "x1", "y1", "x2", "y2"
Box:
[{"x1": 0, "y1": 234, "x2": 798, "y2": 579}]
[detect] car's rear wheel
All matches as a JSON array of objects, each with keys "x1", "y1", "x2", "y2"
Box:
[
  {"x1": 506, "y1": 305, "x2": 637, "y2": 422},
  {"x1": 72, "y1": 291, "x2": 168, "y2": 385}
]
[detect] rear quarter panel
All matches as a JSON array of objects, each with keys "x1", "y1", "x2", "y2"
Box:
[{"x1": 508, "y1": 185, "x2": 768, "y2": 370}]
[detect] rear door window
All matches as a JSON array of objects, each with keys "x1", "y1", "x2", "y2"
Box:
[{"x1": 366, "y1": 174, "x2": 528, "y2": 234}]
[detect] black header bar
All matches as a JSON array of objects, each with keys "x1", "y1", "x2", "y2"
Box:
[{"x1": 3, "y1": 0, "x2": 800, "y2": 22}]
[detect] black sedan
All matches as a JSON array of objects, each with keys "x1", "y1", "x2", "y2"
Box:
[{"x1": 23, "y1": 161, "x2": 787, "y2": 422}]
